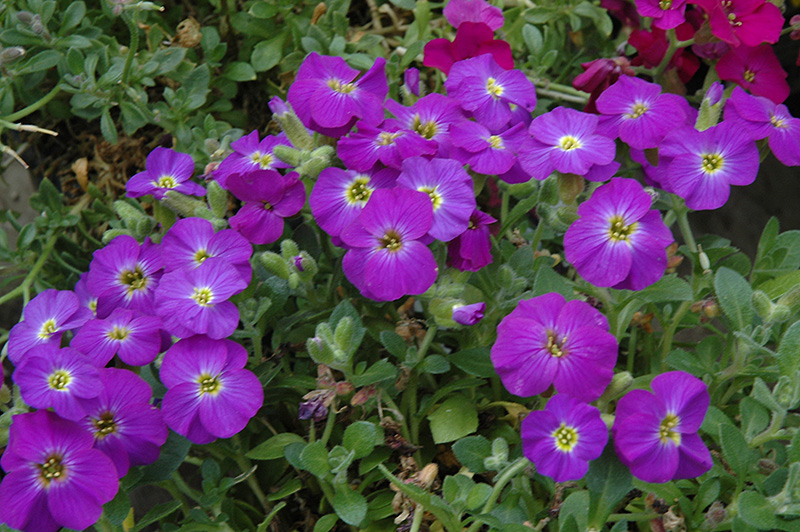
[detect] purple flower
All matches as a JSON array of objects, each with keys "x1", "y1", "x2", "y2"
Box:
[
  {"x1": 340, "y1": 188, "x2": 437, "y2": 301},
  {"x1": 385, "y1": 94, "x2": 465, "y2": 151},
  {"x1": 87, "y1": 235, "x2": 163, "y2": 319},
  {"x1": 0, "y1": 410, "x2": 118, "y2": 532},
  {"x1": 659, "y1": 121, "x2": 759, "y2": 211},
  {"x1": 81, "y1": 368, "x2": 168, "y2": 477},
  {"x1": 227, "y1": 170, "x2": 306, "y2": 245},
  {"x1": 397, "y1": 157, "x2": 477, "y2": 242},
  {"x1": 14, "y1": 345, "x2": 101, "y2": 421},
  {"x1": 723, "y1": 86, "x2": 800, "y2": 167},
  {"x1": 287, "y1": 53, "x2": 387, "y2": 138},
  {"x1": 423, "y1": 22, "x2": 515, "y2": 76},
  {"x1": 595, "y1": 76, "x2": 688, "y2": 149},
  {"x1": 337, "y1": 122, "x2": 437, "y2": 171},
  {"x1": 452, "y1": 302, "x2": 486, "y2": 325},
  {"x1": 7, "y1": 289, "x2": 93, "y2": 366},
  {"x1": 704, "y1": 81, "x2": 724, "y2": 107},
  {"x1": 613, "y1": 371, "x2": 712, "y2": 483},
  {"x1": 444, "y1": 0, "x2": 504, "y2": 30},
  {"x1": 491, "y1": 293, "x2": 618, "y2": 402},
  {"x1": 635, "y1": 0, "x2": 687, "y2": 29},
  {"x1": 126, "y1": 147, "x2": 205, "y2": 200},
  {"x1": 155, "y1": 257, "x2": 248, "y2": 339},
  {"x1": 73, "y1": 272, "x2": 98, "y2": 317},
  {"x1": 70, "y1": 309, "x2": 163, "y2": 367},
  {"x1": 564, "y1": 178, "x2": 673, "y2": 290},
  {"x1": 160, "y1": 336, "x2": 264, "y2": 444},
  {"x1": 161, "y1": 217, "x2": 253, "y2": 283},
  {"x1": 447, "y1": 209, "x2": 496, "y2": 272},
  {"x1": 451, "y1": 121, "x2": 526, "y2": 175},
  {"x1": 445, "y1": 54, "x2": 536, "y2": 131},
  {"x1": 214, "y1": 131, "x2": 292, "y2": 188},
  {"x1": 310, "y1": 167, "x2": 398, "y2": 238},
  {"x1": 404, "y1": 68, "x2": 421, "y2": 96},
  {"x1": 518, "y1": 107, "x2": 619, "y2": 182},
  {"x1": 521, "y1": 394, "x2": 608, "y2": 481}
]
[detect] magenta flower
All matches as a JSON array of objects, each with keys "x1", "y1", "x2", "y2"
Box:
[
  {"x1": 404, "y1": 68, "x2": 421, "y2": 96},
  {"x1": 445, "y1": 54, "x2": 536, "y2": 130},
  {"x1": 73, "y1": 272, "x2": 98, "y2": 317},
  {"x1": 14, "y1": 345, "x2": 101, "y2": 421},
  {"x1": 337, "y1": 123, "x2": 436, "y2": 172},
  {"x1": 7, "y1": 289, "x2": 93, "y2": 366},
  {"x1": 340, "y1": 188, "x2": 437, "y2": 301},
  {"x1": 70, "y1": 308, "x2": 163, "y2": 367},
  {"x1": 87, "y1": 235, "x2": 163, "y2": 319},
  {"x1": 214, "y1": 131, "x2": 292, "y2": 188},
  {"x1": 161, "y1": 217, "x2": 253, "y2": 283},
  {"x1": 287, "y1": 53, "x2": 387, "y2": 138},
  {"x1": 613, "y1": 371, "x2": 712, "y2": 483},
  {"x1": 452, "y1": 302, "x2": 486, "y2": 325},
  {"x1": 155, "y1": 257, "x2": 248, "y2": 339},
  {"x1": 424, "y1": 22, "x2": 514, "y2": 75},
  {"x1": 564, "y1": 178, "x2": 673, "y2": 290},
  {"x1": 0, "y1": 410, "x2": 118, "y2": 532},
  {"x1": 635, "y1": 0, "x2": 687, "y2": 29},
  {"x1": 385, "y1": 93, "x2": 465, "y2": 150},
  {"x1": 491, "y1": 293, "x2": 618, "y2": 402},
  {"x1": 447, "y1": 209, "x2": 496, "y2": 272},
  {"x1": 310, "y1": 167, "x2": 398, "y2": 238},
  {"x1": 724, "y1": 87, "x2": 800, "y2": 166},
  {"x1": 518, "y1": 107, "x2": 618, "y2": 182},
  {"x1": 397, "y1": 156, "x2": 477, "y2": 242},
  {"x1": 160, "y1": 336, "x2": 264, "y2": 444},
  {"x1": 572, "y1": 57, "x2": 635, "y2": 113},
  {"x1": 126, "y1": 147, "x2": 205, "y2": 200},
  {"x1": 694, "y1": 0, "x2": 782, "y2": 48},
  {"x1": 595, "y1": 76, "x2": 688, "y2": 149},
  {"x1": 716, "y1": 44, "x2": 790, "y2": 104},
  {"x1": 227, "y1": 170, "x2": 306, "y2": 245},
  {"x1": 522, "y1": 394, "x2": 608, "y2": 481},
  {"x1": 81, "y1": 368, "x2": 168, "y2": 477},
  {"x1": 444, "y1": 0, "x2": 504, "y2": 30},
  {"x1": 659, "y1": 121, "x2": 759, "y2": 211},
  {"x1": 451, "y1": 121, "x2": 526, "y2": 175}
]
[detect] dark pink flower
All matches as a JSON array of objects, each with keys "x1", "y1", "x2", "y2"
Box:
[
  {"x1": 447, "y1": 209, "x2": 496, "y2": 272},
  {"x1": 716, "y1": 44, "x2": 790, "y2": 104},
  {"x1": 423, "y1": 22, "x2": 513, "y2": 75},
  {"x1": 694, "y1": 0, "x2": 782, "y2": 48},
  {"x1": 444, "y1": 0, "x2": 504, "y2": 30},
  {"x1": 572, "y1": 57, "x2": 635, "y2": 113},
  {"x1": 635, "y1": 0, "x2": 687, "y2": 29}
]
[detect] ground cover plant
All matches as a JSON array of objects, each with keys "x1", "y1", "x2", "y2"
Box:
[{"x1": 1, "y1": 0, "x2": 800, "y2": 531}]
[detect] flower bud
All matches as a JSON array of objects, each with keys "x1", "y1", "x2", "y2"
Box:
[
  {"x1": 206, "y1": 180, "x2": 228, "y2": 218},
  {"x1": 334, "y1": 317, "x2": 355, "y2": 352},
  {"x1": 298, "y1": 155, "x2": 330, "y2": 178},
  {"x1": 695, "y1": 82, "x2": 724, "y2": 131},
  {"x1": 0, "y1": 46, "x2": 25, "y2": 65},
  {"x1": 161, "y1": 190, "x2": 208, "y2": 218},
  {"x1": 269, "y1": 97, "x2": 314, "y2": 150},
  {"x1": 538, "y1": 175, "x2": 559, "y2": 205},
  {"x1": 102, "y1": 228, "x2": 132, "y2": 244},
  {"x1": 753, "y1": 290, "x2": 775, "y2": 321},
  {"x1": 113, "y1": 200, "x2": 148, "y2": 229},
  {"x1": 259, "y1": 251, "x2": 290, "y2": 279},
  {"x1": 698, "y1": 245, "x2": 711, "y2": 273},
  {"x1": 557, "y1": 173, "x2": 584, "y2": 204},
  {"x1": 778, "y1": 286, "x2": 800, "y2": 310},
  {"x1": 273, "y1": 144, "x2": 302, "y2": 166},
  {"x1": 773, "y1": 374, "x2": 800, "y2": 410},
  {"x1": 280, "y1": 239, "x2": 301, "y2": 260},
  {"x1": 16, "y1": 11, "x2": 34, "y2": 24},
  {"x1": 452, "y1": 302, "x2": 486, "y2": 326}
]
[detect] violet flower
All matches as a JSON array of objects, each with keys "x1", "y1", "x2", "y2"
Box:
[
  {"x1": 491, "y1": 293, "x2": 618, "y2": 401},
  {"x1": 227, "y1": 170, "x2": 306, "y2": 245},
  {"x1": 0, "y1": 410, "x2": 118, "y2": 532},
  {"x1": 385, "y1": 93, "x2": 465, "y2": 152},
  {"x1": 81, "y1": 368, "x2": 168, "y2": 477},
  {"x1": 337, "y1": 123, "x2": 437, "y2": 171},
  {"x1": 126, "y1": 147, "x2": 205, "y2": 200},
  {"x1": 452, "y1": 302, "x2": 486, "y2": 325},
  {"x1": 564, "y1": 178, "x2": 673, "y2": 290},
  {"x1": 444, "y1": 0, "x2": 504, "y2": 30},
  {"x1": 214, "y1": 131, "x2": 292, "y2": 188},
  {"x1": 160, "y1": 336, "x2": 264, "y2": 444},
  {"x1": 447, "y1": 208, "x2": 496, "y2": 272},
  {"x1": 70, "y1": 308, "x2": 163, "y2": 367},
  {"x1": 340, "y1": 188, "x2": 437, "y2": 301},
  {"x1": 450, "y1": 121, "x2": 526, "y2": 175},
  {"x1": 613, "y1": 371, "x2": 712, "y2": 482},
  {"x1": 635, "y1": 0, "x2": 687, "y2": 29},
  {"x1": 404, "y1": 68, "x2": 421, "y2": 97},
  {"x1": 522, "y1": 394, "x2": 608, "y2": 481},
  {"x1": 694, "y1": 0, "x2": 782, "y2": 48},
  {"x1": 716, "y1": 44, "x2": 790, "y2": 104},
  {"x1": 7, "y1": 289, "x2": 93, "y2": 366}
]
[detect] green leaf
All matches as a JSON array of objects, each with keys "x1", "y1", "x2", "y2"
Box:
[
  {"x1": 251, "y1": 34, "x2": 285, "y2": 72},
  {"x1": 247, "y1": 433, "x2": 306, "y2": 460},
  {"x1": 313, "y1": 514, "x2": 339, "y2": 532},
  {"x1": 466, "y1": 483, "x2": 492, "y2": 510},
  {"x1": 522, "y1": 24, "x2": 543, "y2": 56},
  {"x1": 452, "y1": 435, "x2": 492, "y2": 474},
  {"x1": 129, "y1": 501, "x2": 182, "y2": 532},
  {"x1": 738, "y1": 491, "x2": 778, "y2": 530},
  {"x1": 559, "y1": 491, "x2": 590, "y2": 532},
  {"x1": 428, "y1": 395, "x2": 478, "y2": 444},
  {"x1": 586, "y1": 444, "x2": 633, "y2": 529},
  {"x1": 21, "y1": 50, "x2": 61, "y2": 73},
  {"x1": 389, "y1": 0, "x2": 416, "y2": 9},
  {"x1": 300, "y1": 441, "x2": 330, "y2": 478},
  {"x1": 378, "y1": 465, "x2": 462, "y2": 532},
  {"x1": 422, "y1": 355, "x2": 450, "y2": 374},
  {"x1": 103, "y1": 488, "x2": 131, "y2": 526},
  {"x1": 249, "y1": 1, "x2": 278, "y2": 18},
  {"x1": 266, "y1": 478, "x2": 303, "y2": 501},
  {"x1": 756, "y1": 217, "x2": 780, "y2": 266},
  {"x1": 257, "y1": 502, "x2": 287, "y2": 532},
  {"x1": 380, "y1": 330, "x2": 408, "y2": 359},
  {"x1": 720, "y1": 424, "x2": 754, "y2": 479},
  {"x1": 636, "y1": 274, "x2": 694, "y2": 303},
  {"x1": 100, "y1": 107, "x2": 118, "y2": 144},
  {"x1": 715, "y1": 266, "x2": 754, "y2": 330},
  {"x1": 759, "y1": 271, "x2": 800, "y2": 299},
  {"x1": 343, "y1": 421, "x2": 377, "y2": 459},
  {"x1": 777, "y1": 321, "x2": 800, "y2": 378},
  {"x1": 350, "y1": 358, "x2": 396, "y2": 387},
  {"x1": 333, "y1": 486, "x2": 368, "y2": 526},
  {"x1": 60, "y1": 1, "x2": 85, "y2": 33},
  {"x1": 449, "y1": 348, "x2": 494, "y2": 378},
  {"x1": 223, "y1": 61, "x2": 257, "y2": 81},
  {"x1": 136, "y1": 431, "x2": 191, "y2": 484},
  {"x1": 666, "y1": 348, "x2": 709, "y2": 377}
]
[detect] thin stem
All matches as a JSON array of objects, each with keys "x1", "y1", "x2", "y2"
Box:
[
  {"x1": 3, "y1": 84, "x2": 62, "y2": 122},
  {"x1": 465, "y1": 457, "x2": 530, "y2": 532},
  {"x1": 673, "y1": 196, "x2": 697, "y2": 253},
  {"x1": 320, "y1": 402, "x2": 337, "y2": 447},
  {"x1": 659, "y1": 300, "x2": 692, "y2": 371},
  {"x1": 232, "y1": 435, "x2": 270, "y2": 512},
  {"x1": 0, "y1": 233, "x2": 58, "y2": 307},
  {"x1": 409, "y1": 504, "x2": 425, "y2": 532},
  {"x1": 121, "y1": 11, "x2": 140, "y2": 85}
]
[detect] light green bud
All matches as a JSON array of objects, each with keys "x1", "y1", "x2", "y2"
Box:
[
  {"x1": 162, "y1": 190, "x2": 208, "y2": 218},
  {"x1": 273, "y1": 144, "x2": 302, "y2": 166},
  {"x1": 113, "y1": 200, "x2": 147, "y2": 229},
  {"x1": 334, "y1": 317, "x2": 355, "y2": 352},
  {"x1": 778, "y1": 286, "x2": 800, "y2": 310},
  {"x1": 288, "y1": 272, "x2": 300, "y2": 289},
  {"x1": 538, "y1": 174, "x2": 559, "y2": 205},
  {"x1": 273, "y1": 104, "x2": 314, "y2": 150},
  {"x1": 753, "y1": 290, "x2": 775, "y2": 321},
  {"x1": 298, "y1": 156, "x2": 330, "y2": 178},
  {"x1": 281, "y1": 239, "x2": 301, "y2": 260},
  {"x1": 259, "y1": 251, "x2": 290, "y2": 279},
  {"x1": 207, "y1": 181, "x2": 229, "y2": 218},
  {"x1": 491, "y1": 437, "x2": 509, "y2": 464},
  {"x1": 102, "y1": 228, "x2": 132, "y2": 244}
]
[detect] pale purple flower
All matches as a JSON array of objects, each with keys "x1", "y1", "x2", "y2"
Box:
[
  {"x1": 160, "y1": 336, "x2": 264, "y2": 444},
  {"x1": 385, "y1": 94, "x2": 465, "y2": 151},
  {"x1": 7, "y1": 289, "x2": 93, "y2": 366},
  {"x1": 126, "y1": 147, "x2": 205, "y2": 200},
  {"x1": 491, "y1": 293, "x2": 618, "y2": 401},
  {"x1": 404, "y1": 68, "x2": 421, "y2": 96},
  {"x1": 0, "y1": 410, "x2": 118, "y2": 532},
  {"x1": 444, "y1": 0, "x2": 504, "y2": 30},
  {"x1": 155, "y1": 257, "x2": 248, "y2": 339},
  {"x1": 214, "y1": 131, "x2": 292, "y2": 188},
  {"x1": 452, "y1": 302, "x2": 486, "y2": 325},
  {"x1": 340, "y1": 188, "x2": 437, "y2": 301},
  {"x1": 447, "y1": 209, "x2": 496, "y2": 272},
  {"x1": 451, "y1": 121, "x2": 526, "y2": 175},
  {"x1": 73, "y1": 272, "x2": 98, "y2": 317},
  {"x1": 397, "y1": 156, "x2": 477, "y2": 242},
  {"x1": 522, "y1": 394, "x2": 608, "y2": 481},
  {"x1": 613, "y1": 371, "x2": 712, "y2": 483},
  {"x1": 70, "y1": 309, "x2": 163, "y2": 367},
  {"x1": 337, "y1": 123, "x2": 436, "y2": 171},
  {"x1": 564, "y1": 178, "x2": 673, "y2": 290}
]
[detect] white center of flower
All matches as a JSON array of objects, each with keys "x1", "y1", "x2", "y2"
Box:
[
  {"x1": 552, "y1": 424, "x2": 579, "y2": 452},
  {"x1": 156, "y1": 175, "x2": 177, "y2": 188},
  {"x1": 345, "y1": 177, "x2": 372, "y2": 205},
  {"x1": 38, "y1": 318, "x2": 58, "y2": 339},
  {"x1": 701, "y1": 153, "x2": 724, "y2": 174},
  {"x1": 558, "y1": 136, "x2": 582, "y2": 151},
  {"x1": 327, "y1": 78, "x2": 357, "y2": 93},
  {"x1": 486, "y1": 77, "x2": 504, "y2": 98},
  {"x1": 419, "y1": 186, "x2": 443, "y2": 210},
  {"x1": 659, "y1": 413, "x2": 681, "y2": 445},
  {"x1": 38, "y1": 454, "x2": 66, "y2": 486},
  {"x1": 608, "y1": 215, "x2": 637, "y2": 242},
  {"x1": 625, "y1": 102, "x2": 648, "y2": 119},
  {"x1": 198, "y1": 373, "x2": 223, "y2": 396},
  {"x1": 191, "y1": 287, "x2": 214, "y2": 307},
  {"x1": 107, "y1": 325, "x2": 130, "y2": 341},
  {"x1": 488, "y1": 135, "x2": 504, "y2": 149},
  {"x1": 48, "y1": 369, "x2": 72, "y2": 391}
]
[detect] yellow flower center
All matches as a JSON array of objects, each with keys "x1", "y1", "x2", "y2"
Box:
[
  {"x1": 156, "y1": 175, "x2": 177, "y2": 188},
  {"x1": 552, "y1": 424, "x2": 579, "y2": 452},
  {"x1": 626, "y1": 102, "x2": 648, "y2": 119},
  {"x1": 327, "y1": 78, "x2": 357, "y2": 93},
  {"x1": 48, "y1": 370, "x2": 71, "y2": 391},
  {"x1": 249, "y1": 151, "x2": 274, "y2": 170},
  {"x1": 770, "y1": 114, "x2": 787, "y2": 128},
  {"x1": 346, "y1": 177, "x2": 372, "y2": 204},
  {"x1": 380, "y1": 230, "x2": 403, "y2": 252},
  {"x1": 120, "y1": 266, "x2": 148, "y2": 295},
  {"x1": 194, "y1": 248, "x2": 211, "y2": 265},
  {"x1": 38, "y1": 319, "x2": 58, "y2": 339},
  {"x1": 558, "y1": 136, "x2": 582, "y2": 151},
  {"x1": 608, "y1": 215, "x2": 637, "y2": 242},
  {"x1": 107, "y1": 325, "x2": 130, "y2": 341},
  {"x1": 38, "y1": 454, "x2": 66, "y2": 486},
  {"x1": 488, "y1": 135, "x2": 504, "y2": 149},
  {"x1": 545, "y1": 330, "x2": 567, "y2": 358},
  {"x1": 377, "y1": 132, "x2": 401, "y2": 146},
  {"x1": 419, "y1": 186, "x2": 443, "y2": 210},
  {"x1": 198, "y1": 373, "x2": 223, "y2": 395},
  {"x1": 659, "y1": 413, "x2": 681, "y2": 445},
  {"x1": 486, "y1": 77, "x2": 504, "y2": 98},
  {"x1": 411, "y1": 115, "x2": 438, "y2": 139},
  {"x1": 659, "y1": 0, "x2": 672, "y2": 8},
  {"x1": 93, "y1": 412, "x2": 118, "y2": 438},
  {"x1": 743, "y1": 69, "x2": 755, "y2": 83},
  {"x1": 701, "y1": 153, "x2": 724, "y2": 173},
  {"x1": 191, "y1": 287, "x2": 214, "y2": 307}
]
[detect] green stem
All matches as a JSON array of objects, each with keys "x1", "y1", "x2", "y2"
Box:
[
  {"x1": 652, "y1": 30, "x2": 694, "y2": 79},
  {"x1": 500, "y1": 189, "x2": 510, "y2": 233},
  {"x1": 0, "y1": 233, "x2": 58, "y2": 307},
  {"x1": 320, "y1": 402, "x2": 337, "y2": 447},
  {"x1": 529, "y1": 219, "x2": 545, "y2": 253},
  {"x1": 409, "y1": 504, "x2": 425, "y2": 532},
  {"x1": 750, "y1": 409, "x2": 786, "y2": 447},
  {"x1": 121, "y1": 11, "x2": 140, "y2": 85},
  {"x1": 465, "y1": 457, "x2": 530, "y2": 532},
  {"x1": 3, "y1": 84, "x2": 62, "y2": 122},
  {"x1": 659, "y1": 300, "x2": 692, "y2": 371},
  {"x1": 232, "y1": 435, "x2": 270, "y2": 511},
  {"x1": 673, "y1": 196, "x2": 697, "y2": 254}
]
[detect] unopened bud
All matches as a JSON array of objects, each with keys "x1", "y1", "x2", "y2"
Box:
[
  {"x1": 270, "y1": 98, "x2": 314, "y2": 150},
  {"x1": 491, "y1": 437, "x2": 509, "y2": 464},
  {"x1": 696, "y1": 81, "x2": 724, "y2": 131},
  {"x1": 602, "y1": 371, "x2": 633, "y2": 400},
  {"x1": 102, "y1": 228, "x2": 132, "y2": 244},
  {"x1": 280, "y1": 239, "x2": 300, "y2": 260},
  {"x1": 351, "y1": 386, "x2": 377, "y2": 406},
  {"x1": 298, "y1": 155, "x2": 330, "y2": 178},
  {"x1": 778, "y1": 286, "x2": 800, "y2": 309},
  {"x1": 703, "y1": 502, "x2": 726, "y2": 529},
  {"x1": 161, "y1": 190, "x2": 208, "y2": 218},
  {"x1": 206, "y1": 180, "x2": 228, "y2": 218},
  {"x1": 273, "y1": 144, "x2": 302, "y2": 166},
  {"x1": 288, "y1": 272, "x2": 300, "y2": 289},
  {"x1": 259, "y1": 251, "x2": 290, "y2": 279},
  {"x1": 753, "y1": 290, "x2": 775, "y2": 321},
  {"x1": 697, "y1": 245, "x2": 711, "y2": 273},
  {"x1": 773, "y1": 374, "x2": 800, "y2": 410},
  {"x1": 0, "y1": 46, "x2": 25, "y2": 65},
  {"x1": 772, "y1": 304, "x2": 791, "y2": 323},
  {"x1": 417, "y1": 464, "x2": 439, "y2": 490},
  {"x1": 334, "y1": 317, "x2": 355, "y2": 352},
  {"x1": 557, "y1": 173, "x2": 584, "y2": 204},
  {"x1": 113, "y1": 200, "x2": 147, "y2": 228},
  {"x1": 538, "y1": 175, "x2": 559, "y2": 205},
  {"x1": 16, "y1": 11, "x2": 34, "y2": 24}
]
